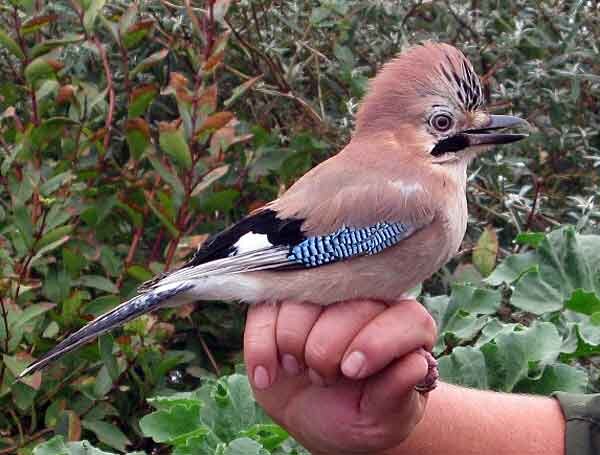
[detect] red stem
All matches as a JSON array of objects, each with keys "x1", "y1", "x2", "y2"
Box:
[{"x1": 92, "y1": 36, "x2": 116, "y2": 166}]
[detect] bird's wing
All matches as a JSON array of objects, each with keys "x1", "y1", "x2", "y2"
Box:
[{"x1": 141, "y1": 150, "x2": 436, "y2": 290}]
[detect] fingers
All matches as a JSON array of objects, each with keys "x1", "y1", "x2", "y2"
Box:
[
  {"x1": 341, "y1": 299, "x2": 437, "y2": 380},
  {"x1": 304, "y1": 300, "x2": 387, "y2": 384},
  {"x1": 244, "y1": 303, "x2": 280, "y2": 390},
  {"x1": 360, "y1": 351, "x2": 428, "y2": 418},
  {"x1": 276, "y1": 301, "x2": 323, "y2": 375}
]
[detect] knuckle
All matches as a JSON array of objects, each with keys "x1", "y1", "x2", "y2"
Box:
[
  {"x1": 418, "y1": 311, "x2": 437, "y2": 347},
  {"x1": 276, "y1": 327, "x2": 306, "y2": 354},
  {"x1": 420, "y1": 310, "x2": 437, "y2": 336},
  {"x1": 305, "y1": 338, "x2": 334, "y2": 371}
]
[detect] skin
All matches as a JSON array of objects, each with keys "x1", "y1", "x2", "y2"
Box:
[{"x1": 244, "y1": 300, "x2": 566, "y2": 455}]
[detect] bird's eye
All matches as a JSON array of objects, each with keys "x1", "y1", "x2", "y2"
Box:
[{"x1": 430, "y1": 113, "x2": 453, "y2": 132}]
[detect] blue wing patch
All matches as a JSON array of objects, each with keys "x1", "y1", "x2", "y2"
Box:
[{"x1": 288, "y1": 222, "x2": 412, "y2": 268}]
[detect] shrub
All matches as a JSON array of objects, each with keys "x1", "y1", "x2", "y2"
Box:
[{"x1": 0, "y1": 0, "x2": 597, "y2": 453}]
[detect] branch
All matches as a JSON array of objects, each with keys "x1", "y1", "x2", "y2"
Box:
[{"x1": 92, "y1": 36, "x2": 116, "y2": 167}]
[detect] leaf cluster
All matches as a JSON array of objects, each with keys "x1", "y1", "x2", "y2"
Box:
[{"x1": 0, "y1": 0, "x2": 597, "y2": 453}]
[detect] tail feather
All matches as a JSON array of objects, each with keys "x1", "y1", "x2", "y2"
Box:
[
  {"x1": 140, "y1": 247, "x2": 291, "y2": 291},
  {"x1": 17, "y1": 282, "x2": 194, "y2": 379}
]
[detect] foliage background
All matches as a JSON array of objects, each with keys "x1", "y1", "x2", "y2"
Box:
[{"x1": 0, "y1": 0, "x2": 599, "y2": 453}]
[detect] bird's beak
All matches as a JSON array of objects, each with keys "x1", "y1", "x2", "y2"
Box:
[{"x1": 462, "y1": 114, "x2": 529, "y2": 147}]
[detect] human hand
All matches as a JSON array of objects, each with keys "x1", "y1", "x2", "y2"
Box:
[{"x1": 243, "y1": 299, "x2": 437, "y2": 455}]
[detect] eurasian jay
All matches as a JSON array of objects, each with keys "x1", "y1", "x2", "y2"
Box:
[{"x1": 19, "y1": 42, "x2": 527, "y2": 386}]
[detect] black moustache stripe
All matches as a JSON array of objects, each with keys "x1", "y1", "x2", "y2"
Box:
[{"x1": 431, "y1": 134, "x2": 470, "y2": 156}]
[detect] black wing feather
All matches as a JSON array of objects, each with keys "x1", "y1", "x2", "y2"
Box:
[{"x1": 185, "y1": 209, "x2": 305, "y2": 266}]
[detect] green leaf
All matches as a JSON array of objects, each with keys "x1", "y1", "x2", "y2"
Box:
[
  {"x1": 83, "y1": 295, "x2": 119, "y2": 317},
  {"x1": 129, "y1": 48, "x2": 169, "y2": 77},
  {"x1": 36, "y1": 225, "x2": 74, "y2": 249},
  {"x1": 128, "y1": 84, "x2": 158, "y2": 118},
  {"x1": 10, "y1": 303, "x2": 55, "y2": 330},
  {"x1": 30, "y1": 35, "x2": 84, "y2": 59},
  {"x1": 139, "y1": 402, "x2": 203, "y2": 443},
  {"x1": 99, "y1": 334, "x2": 119, "y2": 380},
  {"x1": 200, "y1": 189, "x2": 240, "y2": 213},
  {"x1": 481, "y1": 322, "x2": 562, "y2": 392},
  {"x1": 240, "y1": 424, "x2": 289, "y2": 451},
  {"x1": 34, "y1": 435, "x2": 132, "y2": 454},
  {"x1": 3, "y1": 354, "x2": 29, "y2": 377},
  {"x1": 40, "y1": 171, "x2": 74, "y2": 196},
  {"x1": 122, "y1": 20, "x2": 154, "y2": 49},
  {"x1": 25, "y1": 58, "x2": 61, "y2": 88},
  {"x1": 83, "y1": 0, "x2": 107, "y2": 32},
  {"x1": 224, "y1": 438, "x2": 269, "y2": 455},
  {"x1": 159, "y1": 121, "x2": 193, "y2": 170},
  {"x1": 191, "y1": 165, "x2": 230, "y2": 196},
  {"x1": 31, "y1": 117, "x2": 78, "y2": 150},
  {"x1": 94, "y1": 365, "x2": 114, "y2": 398},
  {"x1": 149, "y1": 157, "x2": 185, "y2": 197},
  {"x1": 146, "y1": 196, "x2": 179, "y2": 238},
  {"x1": 483, "y1": 251, "x2": 537, "y2": 286},
  {"x1": 489, "y1": 228, "x2": 600, "y2": 315},
  {"x1": 565, "y1": 288, "x2": 600, "y2": 315},
  {"x1": 438, "y1": 347, "x2": 488, "y2": 389},
  {"x1": 125, "y1": 118, "x2": 151, "y2": 159},
  {"x1": 512, "y1": 267, "x2": 565, "y2": 314},
  {"x1": 81, "y1": 419, "x2": 131, "y2": 452},
  {"x1": 78, "y1": 275, "x2": 118, "y2": 294},
  {"x1": 13, "y1": 205, "x2": 34, "y2": 248},
  {"x1": 515, "y1": 363, "x2": 588, "y2": 394},
  {"x1": 21, "y1": 14, "x2": 58, "y2": 35},
  {"x1": 119, "y1": 2, "x2": 138, "y2": 34},
  {"x1": 127, "y1": 265, "x2": 153, "y2": 282},
  {"x1": 472, "y1": 227, "x2": 498, "y2": 277},
  {"x1": 224, "y1": 76, "x2": 262, "y2": 108},
  {"x1": 515, "y1": 231, "x2": 546, "y2": 247},
  {"x1": 0, "y1": 27, "x2": 25, "y2": 60}
]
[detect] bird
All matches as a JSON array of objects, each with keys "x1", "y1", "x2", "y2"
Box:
[{"x1": 18, "y1": 42, "x2": 527, "y2": 386}]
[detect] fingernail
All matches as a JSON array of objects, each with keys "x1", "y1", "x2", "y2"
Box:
[
  {"x1": 342, "y1": 351, "x2": 366, "y2": 378},
  {"x1": 253, "y1": 365, "x2": 270, "y2": 390},
  {"x1": 281, "y1": 354, "x2": 300, "y2": 376},
  {"x1": 308, "y1": 368, "x2": 325, "y2": 386}
]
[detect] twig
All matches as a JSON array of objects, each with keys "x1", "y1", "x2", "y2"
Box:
[
  {"x1": 0, "y1": 429, "x2": 52, "y2": 455},
  {"x1": 197, "y1": 328, "x2": 220, "y2": 375},
  {"x1": 92, "y1": 36, "x2": 116, "y2": 167},
  {"x1": 524, "y1": 175, "x2": 542, "y2": 232}
]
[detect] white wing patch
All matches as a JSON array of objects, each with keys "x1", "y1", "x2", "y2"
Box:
[{"x1": 232, "y1": 232, "x2": 274, "y2": 255}]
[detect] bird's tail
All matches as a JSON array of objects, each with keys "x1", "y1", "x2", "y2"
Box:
[{"x1": 17, "y1": 282, "x2": 194, "y2": 379}]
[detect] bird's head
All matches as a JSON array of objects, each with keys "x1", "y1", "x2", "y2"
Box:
[{"x1": 355, "y1": 42, "x2": 528, "y2": 165}]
